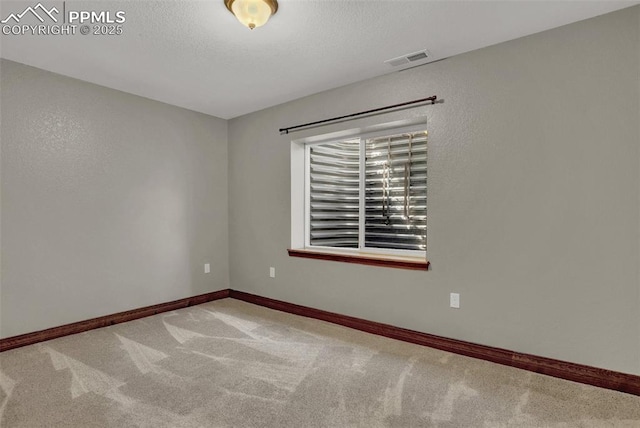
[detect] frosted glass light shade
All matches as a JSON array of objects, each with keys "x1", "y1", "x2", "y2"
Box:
[{"x1": 224, "y1": 0, "x2": 278, "y2": 30}]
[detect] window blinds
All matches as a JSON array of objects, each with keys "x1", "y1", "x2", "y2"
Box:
[
  {"x1": 365, "y1": 132, "x2": 427, "y2": 251},
  {"x1": 308, "y1": 131, "x2": 427, "y2": 252},
  {"x1": 309, "y1": 141, "x2": 360, "y2": 248}
]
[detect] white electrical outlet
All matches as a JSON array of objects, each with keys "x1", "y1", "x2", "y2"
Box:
[
  {"x1": 450, "y1": 293, "x2": 460, "y2": 309},
  {"x1": 204, "y1": 263, "x2": 210, "y2": 274},
  {"x1": 269, "y1": 267, "x2": 276, "y2": 278}
]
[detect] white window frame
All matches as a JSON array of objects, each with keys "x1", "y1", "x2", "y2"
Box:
[{"x1": 294, "y1": 120, "x2": 428, "y2": 260}]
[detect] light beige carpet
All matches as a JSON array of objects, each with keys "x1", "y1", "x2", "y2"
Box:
[{"x1": 1, "y1": 299, "x2": 638, "y2": 427}]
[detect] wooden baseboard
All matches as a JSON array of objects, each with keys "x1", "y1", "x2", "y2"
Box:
[
  {"x1": 229, "y1": 290, "x2": 640, "y2": 396},
  {"x1": 0, "y1": 289, "x2": 230, "y2": 352},
  {"x1": 2, "y1": 288, "x2": 638, "y2": 396}
]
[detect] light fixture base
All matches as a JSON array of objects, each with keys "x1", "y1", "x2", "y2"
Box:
[{"x1": 224, "y1": 0, "x2": 279, "y2": 16}]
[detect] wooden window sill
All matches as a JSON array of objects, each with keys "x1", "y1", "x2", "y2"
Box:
[{"x1": 287, "y1": 249, "x2": 429, "y2": 271}]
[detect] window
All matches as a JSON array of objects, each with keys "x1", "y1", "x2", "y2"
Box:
[{"x1": 299, "y1": 126, "x2": 427, "y2": 264}]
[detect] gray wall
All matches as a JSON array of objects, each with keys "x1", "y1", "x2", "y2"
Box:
[
  {"x1": 0, "y1": 60, "x2": 229, "y2": 337},
  {"x1": 228, "y1": 7, "x2": 640, "y2": 375}
]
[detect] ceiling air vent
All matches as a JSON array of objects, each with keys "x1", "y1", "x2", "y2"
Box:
[
  {"x1": 407, "y1": 52, "x2": 428, "y2": 62},
  {"x1": 385, "y1": 50, "x2": 431, "y2": 67}
]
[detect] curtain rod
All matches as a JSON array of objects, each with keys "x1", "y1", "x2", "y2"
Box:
[{"x1": 279, "y1": 95, "x2": 438, "y2": 135}]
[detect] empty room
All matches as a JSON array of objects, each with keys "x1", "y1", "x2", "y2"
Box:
[{"x1": 1, "y1": 0, "x2": 639, "y2": 426}]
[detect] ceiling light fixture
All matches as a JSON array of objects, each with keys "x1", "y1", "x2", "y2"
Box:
[{"x1": 224, "y1": 0, "x2": 278, "y2": 30}]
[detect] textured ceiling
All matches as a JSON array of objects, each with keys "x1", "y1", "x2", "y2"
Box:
[{"x1": 0, "y1": 0, "x2": 637, "y2": 119}]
